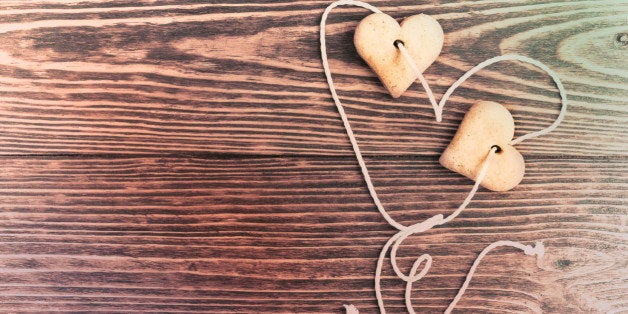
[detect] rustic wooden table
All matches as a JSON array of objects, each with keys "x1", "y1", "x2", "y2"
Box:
[{"x1": 0, "y1": 1, "x2": 626, "y2": 313}]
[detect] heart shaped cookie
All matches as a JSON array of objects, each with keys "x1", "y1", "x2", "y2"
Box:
[
  {"x1": 354, "y1": 13, "x2": 444, "y2": 98},
  {"x1": 439, "y1": 101, "x2": 525, "y2": 192}
]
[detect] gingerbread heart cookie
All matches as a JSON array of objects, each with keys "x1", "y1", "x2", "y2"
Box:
[
  {"x1": 354, "y1": 13, "x2": 444, "y2": 98},
  {"x1": 439, "y1": 101, "x2": 525, "y2": 192}
]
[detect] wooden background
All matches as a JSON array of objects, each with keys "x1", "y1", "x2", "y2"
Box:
[{"x1": 0, "y1": 0, "x2": 626, "y2": 312}]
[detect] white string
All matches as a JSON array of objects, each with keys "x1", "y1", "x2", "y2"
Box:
[
  {"x1": 343, "y1": 304, "x2": 360, "y2": 314},
  {"x1": 320, "y1": 1, "x2": 561, "y2": 313},
  {"x1": 444, "y1": 241, "x2": 545, "y2": 314},
  {"x1": 396, "y1": 42, "x2": 441, "y2": 121},
  {"x1": 320, "y1": 0, "x2": 404, "y2": 230},
  {"x1": 382, "y1": 147, "x2": 496, "y2": 314},
  {"x1": 398, "y1": 44, "x2": 568, "y2": 145}
]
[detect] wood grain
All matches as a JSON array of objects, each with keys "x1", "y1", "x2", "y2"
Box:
[
  {"x1": 0, "y1": 0, "x2": 626, "y2": 313},
  {"x1": 0, "y1": 0, "x2": 626, "y2": 156},
  {"x1": 0, "y1": 156, "x2": 625, "y2": 313}
]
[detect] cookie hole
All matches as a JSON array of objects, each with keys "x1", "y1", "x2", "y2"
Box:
[
  {"x1": 491, "y1": 145, "x2": 503, "y2": 154},
  {"x1": 393, "y1": 39, "x2": 405, "y2": 48}
]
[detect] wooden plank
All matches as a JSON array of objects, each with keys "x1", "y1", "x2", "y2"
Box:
[
  {"x1": 0, "y1": 1, "x2": 626, "y2": 156},
  {"x1": 0, "y1": 156, "x2": 624, "y2": 312}
]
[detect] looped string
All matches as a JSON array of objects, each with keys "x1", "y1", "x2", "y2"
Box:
[
  {"x1": 320, "y1": 1, "x2": 564, "y2": 313},
  {"x1": 379, "y1": 146, "x2": 496, "y2": 314}
]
